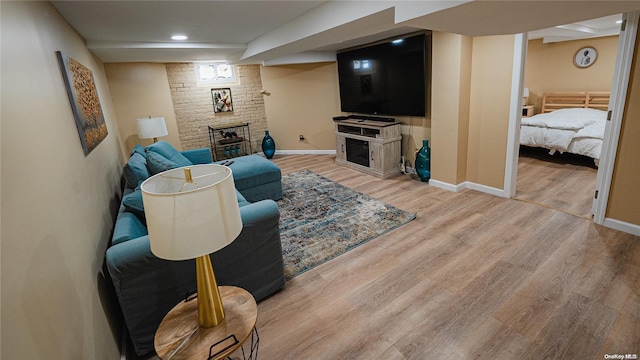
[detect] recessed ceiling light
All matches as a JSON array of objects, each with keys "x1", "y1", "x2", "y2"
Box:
[{"x1": 171, "y1": 35, "x2": 188, "y2": 41}]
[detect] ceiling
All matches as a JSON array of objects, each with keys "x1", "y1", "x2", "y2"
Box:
[
  {"x1": 529, "y1": 14, "x2": 623, "y2": 43},
  {"x1": 51, "y1": 1, "x2": 640, "y2": 65}
]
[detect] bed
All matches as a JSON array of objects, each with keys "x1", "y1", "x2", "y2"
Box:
[{"x1": 519, "y1": 91, "x2": 610, "y2": 165}]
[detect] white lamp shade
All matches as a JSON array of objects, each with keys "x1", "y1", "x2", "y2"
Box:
[
  {"x1": 141, "y1": 164, "x2": 243, "y2": 261},
  {"x1": 523, "y1": 88, "x2": 530, "y2": 98},
  {"x1": 137, "y1": 116, "x2": 168, "y2": 139}
]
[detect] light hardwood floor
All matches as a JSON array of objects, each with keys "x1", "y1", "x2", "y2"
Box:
[
  {"x1": 138, "y1": 154, "x2": 639, "y2": 359},
  {"x1": 255, "y1": 154, "x2": 639, "y2": 360},
  {"x1": 515, "y1": 146, "x2": 598, "y2": 219}
]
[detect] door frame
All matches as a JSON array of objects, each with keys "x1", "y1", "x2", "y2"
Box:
[
  {"x1": 593, "y1": 11, "x2": 639, "y2": 228},
  {"x1": 504, "y1": 32, "x2": 527, "y2": 198},
  {"x1": 503, "y1": 12, "x2": 638, "y2": 229}
]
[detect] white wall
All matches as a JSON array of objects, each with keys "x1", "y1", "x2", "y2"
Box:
[{"x1": 1, "y1": 2, "x2": 122, "y2": 358}]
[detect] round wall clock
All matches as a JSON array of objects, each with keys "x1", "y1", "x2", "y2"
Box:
[{"x1": 574, "y1": 47, "x2": 598, "y2": 68}]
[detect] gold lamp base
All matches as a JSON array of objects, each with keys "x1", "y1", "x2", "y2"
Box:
[{"x1": 195, "y1": 255, "x2": 225, "y2": 327}]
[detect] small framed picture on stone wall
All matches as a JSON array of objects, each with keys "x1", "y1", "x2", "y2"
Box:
[{"x1": 211, "y1": 88, "x2": 233, "y2": 113}]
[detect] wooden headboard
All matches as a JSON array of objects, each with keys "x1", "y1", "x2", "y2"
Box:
[{"x1": 540, "y1": 91, "x2": 610, "y2": 113}]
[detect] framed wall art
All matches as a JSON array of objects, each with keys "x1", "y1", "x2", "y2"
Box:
[
  {"x1": 574, "y1": 47, "x2": 598, "y2": 68},
  {"x1": 56, "y1": 51, "x2": 108, "y2": 155},
  {"x1": 211, "y1": 88, "x2": 234, "y2": 113}
]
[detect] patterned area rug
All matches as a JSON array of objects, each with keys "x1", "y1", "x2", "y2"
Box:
[{"x1": 278, "y1": 170, "x2": 416, "y2": 280}]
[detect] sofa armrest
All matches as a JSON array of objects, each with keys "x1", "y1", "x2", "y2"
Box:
[
  {"x1": 105, "y1": 199, "x2": 284, "y2": 356},
  {"x1": 213, "y1": 199, "x2": 284, "y2": 301},
  {"x1": 238, "y1": 198, "x2": 279, "y2": 226},
  {"x1": 181, "y1": 148, "x2": 212, "y2": 164},
  {"x1": 106, "y1": 235, "x2": 196, "y2": 355},
  {"x1": 107, "y1": 235, "x2": 171, "y2": 275}
]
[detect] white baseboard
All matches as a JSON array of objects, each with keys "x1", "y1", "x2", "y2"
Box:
[
  {"x1": 603, "y1": 218, "x2": 640, "y2": 236},
  {"x1": 428, "y1": 179, "x2": 508, "y2": 198},
  {"x1": 464, "y1": 181, "x2": 509, "y2": 198},
  {"x1": 429, "y1": 179, "x2": 464, "y2": 192}
]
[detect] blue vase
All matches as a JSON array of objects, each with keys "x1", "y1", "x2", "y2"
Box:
[
  {"x1": 262, "y1": 130, "x2": 276, "y2": 159},
  {"x1": 415, "y1": 140, "x2": 431, "y2": 182}
]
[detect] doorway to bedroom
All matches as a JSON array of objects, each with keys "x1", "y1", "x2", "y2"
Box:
[
  {"x1": 513, "y1": 15, "x2": 622, "y2": 218},
  {"x1": 515, "y1": 146, "x2": 599, "y2": 218}
]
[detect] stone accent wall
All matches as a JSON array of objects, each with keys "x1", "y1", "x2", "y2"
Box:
[{"x1": 165, "y1": 63, "x2": 268, "y2": 155}]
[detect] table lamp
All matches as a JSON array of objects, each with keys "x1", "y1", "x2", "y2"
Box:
[
  {"x1": 137, "y1": 116, "x2": 168, "y2": 143},
  {"x1": 523, "y1": 87, "x2": 530, "y2": 105},
  {"x1": 141, "y1": 164, "x2": 242, "y2": 327}
]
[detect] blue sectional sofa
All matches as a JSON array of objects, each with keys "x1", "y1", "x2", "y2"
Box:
[{"x1": 106, "y1": 141, "x2": 285, "y2": 356}]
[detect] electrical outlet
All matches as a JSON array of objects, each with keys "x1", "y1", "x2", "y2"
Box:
[{"x1": 299, "y1": 135, "x2": 305, "y2": 141}]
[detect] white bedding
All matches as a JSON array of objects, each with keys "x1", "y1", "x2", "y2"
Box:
[
  {"x1": 520, "y1": 108, "x2": 607, "y2": 161},
  {"x1": 521, "y1": 108, "x2": 605, "y2": 130}
]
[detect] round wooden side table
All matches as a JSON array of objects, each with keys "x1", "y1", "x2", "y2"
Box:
[{"x1": 154, "y1": 286, "x2": 258, "y2": 360}]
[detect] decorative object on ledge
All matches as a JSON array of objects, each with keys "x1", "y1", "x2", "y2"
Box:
[
  {"x1": 415, "y1": 139, "x2": 431, "y2": 182},
  {"x1": 137, "y1": 116, "x2": 168, "y2": 143},
  {"x1": 574, "y1": 47, "x2": 597, "y2": 68},
  {"x1": 262, "y1": 130, "x2": 276, "y2": 159},
  {"x1": 212, "y1": 88, "x2": 233, "y2": 113},
  {"x1": 56, "y1": 51, "x2": 108, "y2": 155},
  {"x1": 219, "y1": 131, "x2": 241, "y2": 143},
  {"x1": 208, "y1": 123, "x2": 252, "y2": 161},
  {"x1": 141, "y1": 164, "x2": 243, "y2": 328}
]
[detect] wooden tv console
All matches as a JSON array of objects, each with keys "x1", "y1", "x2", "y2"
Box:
[{"x1": 335, "y1": 119, "x2": 401, "y2": 179}]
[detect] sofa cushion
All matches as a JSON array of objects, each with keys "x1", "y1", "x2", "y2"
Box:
[
  {"x1": 123, "y1": 153, "x2": 149, "y2": 188},
  {"x1": 145, "y1": 141, "x2": 193, "y2": 167},
  {"x1": 237, "y1": 182, "x2": 283, "y2": 203},
  {"x1": 112, "y1": 212, "x2": 148, "y2": 245},
  {"x1": 146, "y1": 150, "x2": 179, "y2": 175},
  {"x1": 236, "y1": 190, "x2": 250, "y2": 208},
  {"x1": 181, "y1": 148, "x2": 213, "y2": 165},
  {"x1": 122, "y1": 188, "x2": 145, "y2": 221},
  {"x1": 130, "y1": 144, "x2": 145, "y2": 157},
  {"x1": 229, "y1": 155, "x2": 281, "y2": 190}
]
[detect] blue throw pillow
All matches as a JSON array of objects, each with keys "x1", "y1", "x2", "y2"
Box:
[
  {"x1": 146, "y1": 150, "x2": 179, "y2": 175},
  {"x1": 123, "y1": 153, "x2": 149, "y2": 188},
  {"x1": 122, "y1": 188, "x2": 145, "y2": 221},
  {"x1": 130, "y1": 144, "x2": 145, "y2": 157},
  {"x1": 145, "y1": 140, "x2": 193, "y2": 167}
]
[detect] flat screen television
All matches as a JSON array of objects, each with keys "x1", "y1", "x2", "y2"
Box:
[{"x1": 337, "y1": 32, "x2": 430, "y2": 118}]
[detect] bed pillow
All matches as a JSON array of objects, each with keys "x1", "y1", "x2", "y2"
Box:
[
  {"x1": 145, "y1": 140, "x2": 193, "y2": 167},
  {"x1": 145, "y1": 150, "x2": 179, "y2": 175},
  {"x1": 123, "y1": 153, "x2": 149, "y2": 188}
]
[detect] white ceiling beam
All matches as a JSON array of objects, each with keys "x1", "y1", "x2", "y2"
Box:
[
  {"x1": 393, "y1": 0, "x2": 472, "y2": 23},
  {"x1": 88, "y1": 41, "x2": 247, "y2": 50},
  {"x1": 241, "y1": 1, "x2": 395, "y2": 61}
]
